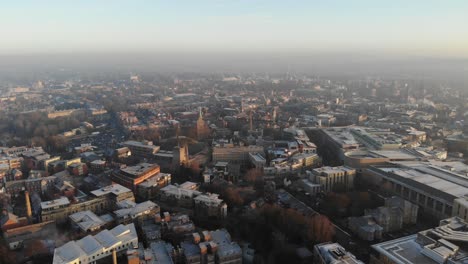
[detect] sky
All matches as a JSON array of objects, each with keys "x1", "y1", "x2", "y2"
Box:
[{"x1": 1, "y1": 0, "x2": 468, "y2": 58}]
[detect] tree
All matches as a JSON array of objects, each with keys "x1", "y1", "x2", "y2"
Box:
[
  {"x1": 244, "y1": 168, "x2": 263, "y2": 183},
  {"x1": 224, "y1": 187, "x2": 244, "y2": 207}
]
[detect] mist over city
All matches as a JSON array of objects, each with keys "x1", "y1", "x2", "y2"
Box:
[{"x1": 0, "y1": 1, "x2": 467, "y2": 264}]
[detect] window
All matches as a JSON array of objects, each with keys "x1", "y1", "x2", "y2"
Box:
[
  {"x1": 427, "y1": 197, "x2": 434, "y2": 208},
  {"x1": 445, "y1": 205, "x2": 452, "y2": 215},
  {"x1": 418, "y1": 194, "x2": 426, "y2": 205}
]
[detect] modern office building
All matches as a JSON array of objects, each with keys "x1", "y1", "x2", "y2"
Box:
[
  {"x1": 308, "y1": 166, "x2": 356, "y2": 192},
  {"x1": 111, "y1": 162, "x2": 161, "y2": 191},
  {"x1": 364, "y1": 161, "x2": 468, "y2": 220}
]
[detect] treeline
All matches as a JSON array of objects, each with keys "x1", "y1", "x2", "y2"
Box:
[{"x1": 2, "y1": 112, "x2": 83, "y2": 151}]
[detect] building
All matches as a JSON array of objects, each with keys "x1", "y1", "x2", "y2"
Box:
[
  {"x1": 159, "y1": 183, "x2": 228, "y2": 218},
  {"x1": 159, "y1": 213, "x2": 195, "y2": 239},
  {"x1": 318, "y1": 128, "x2": 360, "y2": 163},
  {"x1": 313, "y1": 242, "x2": 364, "y2": 264},
  {"x1": 113, "y1": 200, "x2": 159, "y2": 224},
  {"x1": 114, "y1": 147, "x2": 131, "y2": 159},
  {"x1": 136, "y1": 172, "x2": 171, "y2": 200},
  {"x1": 159, "y1": 184, "x2": 202, "y2": 208},
  {"x1": 3, "y1": 221, "x2": 57, "y2": 250},
  {"x1": 52, "y1": 223, "x2": 138, "y2": 264},
  {"x1": 348, "y1": 215, "x2": 383, "y2": 241},
  {"x1": 212, "y1": 145, "x2": 264, "y2": 166},
  {"x1": 122, "y1": 140, "x2": 160, "y2": 158},
  {"x1": 127, "y1": 241, "x2": 175, "y2": 264},
  {"x1": 349, "y1": 197, "x2": 419, "y2": 240},
  {"x1": 4, "y1": 176, "x2": 56, "y2": 196},
  {"x1": 69, "y1": 210, "x2": 113, "y2": 233},
  {"x1": 344, "y1": 150, "x2": 419, "y2": 173},
  {"x1": 446, "y1": 133, "x2": 468, "y2": 156},
  {"x1": 371, "y1": 217, "x2": 468, "y2": 264},
  {"x1": 194, "y1": 193, "x2": 228, "y2": 218},
  {"x1": 41, "y1": 184, "x2": 134, "y2": 223},
  {"x1": 182, "y1": 229, "x2": 242, "y2": 264},
  {"x1": 248, "y1": 152, "x2": 266, "y2": 169},
  {"x1": 291, "y1": 153, "x2": 321, "y2": 168},
  {"x1": 309, "y1": 166, "x2": 356, "y2": 192},
  {"x1": 298, "y1": 179, "x2": 322, "y2": 196},
  {"x1": 350, "y1": 127, "x2": 402, "y2": 150},
  {"x1": 111, "y1": 162, "x2": 161, "y2": 191},
  {"x1": 364, "y1": 161, "x2": 468, "y2": 220}
]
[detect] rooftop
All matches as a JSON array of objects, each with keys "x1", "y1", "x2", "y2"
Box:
[
  {"x1": 91, "y1": 184, "x2": 132, "y2": 197},
  {"x1": 315, "y1": 242, "x2": 364, "y2": 264},
  {"x1": 372, "y1": 217, "x2": 468, "y2": 264},
  {"x1": 69, "y1": 210, "x2": 105, "y2": 232},
  {"x1": 41, "y1": 197, "x2": 70, "y2": 210},
  {"x1": 119, "y1": 163, "x2": 159, "y2": 177},
  {"x1": 53, "y1": 223, "x2": 137, "y2": 264}
]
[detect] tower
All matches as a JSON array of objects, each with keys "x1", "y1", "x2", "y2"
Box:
[
  {"x1": 249, "y1": 110, "x2": 253, "y2": 131},
  {"x1": 196, "y1": 107, "x2": 209, "y2": 140},
  {"x1": 25, "y1": 191, "x2": 32, "y2": 223}
]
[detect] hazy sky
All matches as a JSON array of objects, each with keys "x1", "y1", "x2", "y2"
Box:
[{"x1": 1, "y1": 0, "x2": 468, "y2": 57}]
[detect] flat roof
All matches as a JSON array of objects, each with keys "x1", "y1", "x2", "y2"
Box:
[
  {"x1": 315, "y1": 242, "x2": 364, "y2": 264},
  {"x1": 91, "y1": 184, "x2": 131, "y2": 197},
  {"x1": 372, "y1": 235, "x2": 436, "y2": 264},
  {"x1": 380, "y1": 167, "x2": 468, "y2": 199},
  {"x1": 41, "y1": 197, "x2": 70, "y2": 209},
  {"x1": 120, "y1": 163, "x2": 159, "y2": 176}
]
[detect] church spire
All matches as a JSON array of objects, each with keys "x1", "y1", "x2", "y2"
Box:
[{"x1": 198, "y1": 107, "x2": 203, "y2": 120}]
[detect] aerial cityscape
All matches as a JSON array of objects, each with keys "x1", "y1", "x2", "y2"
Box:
[{"x1": 0, "y1": 1, "x2": 467, "y2": 264}]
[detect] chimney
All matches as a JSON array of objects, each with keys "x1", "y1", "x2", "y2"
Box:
[
  {"x1": 202, "y1": 231, "x2": 211, "y2": 241},
  {"x1": 193, "y1": 233, "x2": 201, "y2": 244},
  {"x1": 199, "y1": 243, "x2": 208, "y2": 255},
  {"x1": 155, "y1": 214, "x2": 162, "y2": 223},
  {"x1": 25, "y1": 191, "x2": 32, "y2": 222},
  {"x1": 164, "y1": 212, "x2": 171, "y2": 222},
  {"x1": 112, "y1": 249, "x2": 118, "y2": 264}
]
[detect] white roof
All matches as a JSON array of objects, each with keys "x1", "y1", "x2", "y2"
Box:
[
  {"x1": 41, "y1": 197, "x2": 70, "y2": 209},
  {"x1": 53, "y1": 223, "x2": 138, "y2": 264},
  {"x1": 91, "y1": 184, "x2": 131, "y2": 197},
  {"x1": 69, "y1": 210, "x2": 105, "y2": 232}
]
